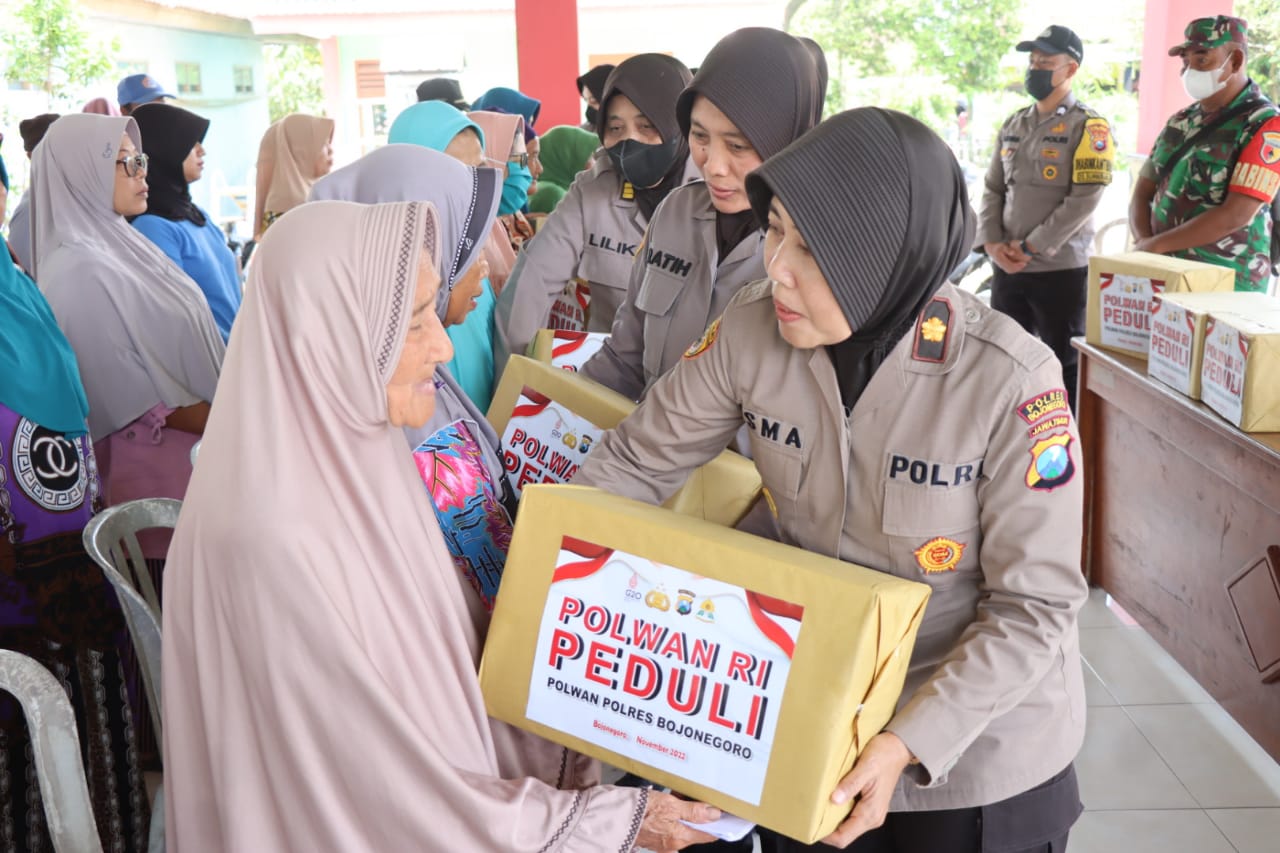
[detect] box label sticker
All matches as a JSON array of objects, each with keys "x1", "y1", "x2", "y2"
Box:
[
  {"x1": 1201, "y1": 320, "x2": 1248, "y2": 426},
  {"x1": 526, "y1": 537, "x2": 804, "y2": 806},
  {"x1": 1148, "y1": 301, "x2": 1196, "y2": 394},
  {"x1": 550, "y1": 330, "x2": 608, "y2": 373},
  {"x1": 1099, "y1": 272, "x2": 1164, "y2": 353},
  {"x1": 499, "y1": 388, "x2": 603, "y2": 497}
]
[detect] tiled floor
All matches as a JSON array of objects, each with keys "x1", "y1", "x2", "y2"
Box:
[{"x1": 1071, "y1": 587, "x2": 1280, "y2": 853}]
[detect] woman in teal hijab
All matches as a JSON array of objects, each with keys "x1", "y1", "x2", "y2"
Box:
[
  {"x1": 528, "y1": 125, "x2": 599, "y2": 214},
  {"x1": 0, "y1": 251, "x2": 153, "y2": 851},
  {"x1": 387, "y1": 101, "x2": 500, "y2": 409},
  {"x1": 471, "y1": 86, "x2": 541, "y2": 128}
]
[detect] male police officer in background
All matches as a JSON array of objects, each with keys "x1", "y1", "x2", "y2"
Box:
[{"x1": 978, "y1": 25, "x2": 1113, "y2": 411}]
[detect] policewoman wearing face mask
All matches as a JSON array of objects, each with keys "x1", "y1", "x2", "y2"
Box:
[
  {"x1": 493, "y1": 54, "x2": 695, "y2": 371},
  {"x1": 579, "y1": 27, "x2": 825, "y2": 401},
  {"x1": 977, "y1": 24, "x2": 1112, "y2": 412},
  {"x1": 1130, "y1": 15, "x2": 1280, "y2": 293},
  {"x1": 575, "y1": 108, "x2": 1088, "y2": 853}
]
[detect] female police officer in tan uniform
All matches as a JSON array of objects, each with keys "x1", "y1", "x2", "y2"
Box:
[
  {"x1": 493, "y1": 54, "x2": 694, "y2": 371},
  {"x1": 579, "y1": 27, "x2": 825, "y2": 400},
  {"x1": 575, "y1": 109, "x2": 1087, "y2": 852}
]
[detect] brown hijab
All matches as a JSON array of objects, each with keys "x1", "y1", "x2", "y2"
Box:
[{"x1": 253, "y1": 113, "x2": 334, "y2": 236}]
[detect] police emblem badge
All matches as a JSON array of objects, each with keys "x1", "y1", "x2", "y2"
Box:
[{"x1": 914, "y1": 537, "x2": 966, "y2": 574}]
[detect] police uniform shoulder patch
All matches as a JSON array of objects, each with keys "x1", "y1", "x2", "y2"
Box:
[
  {"x1": 683, "y1": 317, "x2": 721, "y2": 360},
  {"x1": 912, "y1": 297, "x2": 952, "y2": 363},
  {"x1": 1025, "y1": 431, "x2": 1076, "y2": 491},
  {"x1": 1072, "y1": 117, "x2": 1114, "y2": 185}
]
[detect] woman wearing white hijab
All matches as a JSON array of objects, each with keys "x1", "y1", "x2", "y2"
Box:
[
  {"x1": 161, "y1": 199, "x2": 719, "y2": 851},
  {"x1": 30, "y1": 113, "x2": 224, "y2": 536}
]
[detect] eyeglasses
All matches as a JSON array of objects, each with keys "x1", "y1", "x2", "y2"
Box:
[
  {"x1": 487, "y1": 152, "x2": 529, "y2": 169},
  {"x1": 115, "y1": 153, "x2": 149, "y2": 177}
]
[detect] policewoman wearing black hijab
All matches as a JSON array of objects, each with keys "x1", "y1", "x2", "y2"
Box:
[
  {"x1": 493, "y1": 53, "x2": 696, "y2": 370},
  {"x1": 131, "y1": 102, "x2": 241, "y2": 342},
  {"x1": 576, "y1": 109, "x2": 1087, "y2": 852},
  {"x1": 580, "y1": 26, "x2": 825, "y2": 401}
]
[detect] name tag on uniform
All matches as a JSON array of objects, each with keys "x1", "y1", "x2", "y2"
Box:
[
  {"x1": 743, "y1": 411, "x2": 803, "y2": 450},
  {"x1": 887, "y1": 454, "x2": 984, "y2": 487}
]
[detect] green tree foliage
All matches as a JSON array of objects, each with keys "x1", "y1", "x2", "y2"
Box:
[
  {"x1": 266, "y1": 42, "x2": 325, "y2": 123},
  {"x1": 1, "y1": 0, "x2": 117, "y2": 109},
  {"x1": 789, "y1": 0, "x2": 1024, "y2": 126},
  {"x1": 1239, "y1": 0, "x2": 1280, "y2": 103}
]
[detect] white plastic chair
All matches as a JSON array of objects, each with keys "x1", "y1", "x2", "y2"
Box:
[
  {"x1": 81, "y1": 498, "x2": 180, "y2": 752},
  {"x1": 0, "y1": 650, "x2": 106, "y2": 853}
]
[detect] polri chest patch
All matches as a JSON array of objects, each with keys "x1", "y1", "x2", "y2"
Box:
[{"x1": 887, "y1": 453, "x2": 984, "y2": 487}]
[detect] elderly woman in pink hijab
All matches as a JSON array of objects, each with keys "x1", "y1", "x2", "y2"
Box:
[
  {"x1": 160, "y1": 199, "x2": 720, "y2": 851},
  {"x1": 252, "y1": 113, "x2": 335, "y2": 239}
]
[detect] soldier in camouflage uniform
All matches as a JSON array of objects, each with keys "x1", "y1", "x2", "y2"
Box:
[{"x1": 1130, "y1": 15, "x2": 1280, "y2": 292}]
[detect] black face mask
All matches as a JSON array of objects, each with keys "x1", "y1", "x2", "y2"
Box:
[
  {"x1": 1025, "y1": 68, "x2": 1058, "y2": 101},
  {"x1": 604, "y1": 138, "x2": 680, "y2": 188},
  {"x1": 585, "y1": 105, "x2": 599, "y2": 125}
]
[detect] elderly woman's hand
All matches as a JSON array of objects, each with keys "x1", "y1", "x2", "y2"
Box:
[
  {"x1": 635, "y1": 790, "x2": 721, "y2": 852},
  {"x1": 820, "y1": 731, "x2": 914, "y2": 848}
]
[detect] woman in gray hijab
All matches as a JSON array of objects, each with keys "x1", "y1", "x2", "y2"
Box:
[
  {"x1": 575, "y1": 109, "x2": 1087, "y2": 853},
  {"x1": 31, "y1": 113, "x2": 224, "y2": 537}
]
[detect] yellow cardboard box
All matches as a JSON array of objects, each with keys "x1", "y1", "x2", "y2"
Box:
[
  {"x1": 528, "y1": 328, "x2": 610, "y2": 373},
  {"x1": 479, "y1": 485, "x2": 931, "y2": 843},
  {"x1": 487, "y1": 355, "x2": 762, "y2": 526},
  {"x1": 1087, "y1": 252, "x2": 1234, "y2": 359},
  {"x1": 1147, "y1": 292, "x2": 1279, "y2": 400},
  {"x1": 1200, "y1": 308, "x2": 1280, "y2": 432}
]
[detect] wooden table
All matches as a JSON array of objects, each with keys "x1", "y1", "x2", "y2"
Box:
[{"x1": 1074, "y1": 340, "x2": 1280, "y2": 761}]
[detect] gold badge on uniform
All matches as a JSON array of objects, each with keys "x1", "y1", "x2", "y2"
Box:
[
  {"x1": 1051, "y1": 121, "x2": 1066, "y2": 134},
  {"x1": 914, "y1": 537, "x2": 966, "y2": 574},
  {"x1": 921, "y1": 316, "x2": 947, "y2": 343},
  {"x1": 620, "y1": 181, "x2": 635, "y2": 200},
  {"x1": 1042, "y1": 164, "x2": 1059, "y2": 181},
  {"x1": 1041, "y1": 147, "x2": 1061, "y2": 160},
  {"x1": 912, "y1": 297, "x2": 952, "y2": 363},
  {"x1": 683, "y1": 317, "x2": 721, "y2": 360}
]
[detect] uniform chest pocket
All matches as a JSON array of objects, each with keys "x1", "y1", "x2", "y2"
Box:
[
  {"x1": 882, "y1": 481, "x2": 981, "y2": 583},
  {"x1": 579, "y1": 243, "x2": 637, "y2": 292},
  {"x1": 1031, "y1": 150, "x2": 1069, "y2": 188},
  {"x1": 635, "y1": 267, "x2": 685, "y2": 317},
  {"x1": 750, "y1": 440, "x2": 802, "y2": 504}
]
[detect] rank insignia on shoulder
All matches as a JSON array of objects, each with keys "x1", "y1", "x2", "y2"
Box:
[
  {"x1": 915, "y1": 537, "x2": 965, "y2": 574},
  {"x1": 683, "y1": 317, "x2": 720, "y2": 360},
  {"x1": 912, "y1": 298, "x2": 952, "y2": 363},
  {"x1": 1025, "y1": 431, "x2": 1076, "y2": 491},
  {"x1": 620, "y1": 181, "x2": 635, "y2": 200}
]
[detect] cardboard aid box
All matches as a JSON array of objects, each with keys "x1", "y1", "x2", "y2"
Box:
[
  {"x1": 528, "y1": 328, "x2": 609, "y2": 373},
  {"x1": 1200, "y1": 307, "x2": 1280, "y2": 432},
  {"x1": 487, "y1": 355, "x2": 761, "y2": 526},
  {"x1": 1087, "y1": 252, "x2": 1234, "y2": 358},
  {"x1": 1147, "y1": 292, "x2": 1279, "y2": 399},
  {"x1": 479, "y1": 486, "x2": 931, "y2": 843}
]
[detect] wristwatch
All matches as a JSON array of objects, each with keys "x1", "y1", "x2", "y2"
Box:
[{"x1": 1019, "y1": 239, "x2": 1035, "y2": 256}]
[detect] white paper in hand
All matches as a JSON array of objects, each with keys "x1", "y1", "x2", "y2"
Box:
[{"x1": 679, "y1": 812, "x2": 755, "y2": 842}]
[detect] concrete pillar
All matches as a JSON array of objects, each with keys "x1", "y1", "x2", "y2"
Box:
[
  {"x1": 1138, "y1": 0, "x2": 1234, "y2": 155},
  {"x1": 514, "y1": 0, "x2": 580, "y2": 129}
]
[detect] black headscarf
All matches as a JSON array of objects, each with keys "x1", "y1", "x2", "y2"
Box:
[
  {"x1": 19, "y1": 113, "x2": 60, "y2": 155},
  {"x1": 576, "y1": 64, "x2": 615, "y2": 103},
  {"x1": 676, "y1": 28, "x2": 824, "y2": 259},
  {"x1": 130, "y1": 102, "x2": 210, "y2": 226},
  {"x1": 746, "y1": 108, "x2": 976, "y2": 411},
  {"x1": 597, "y1": 54, "x2": 693, "y2": 220}
]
